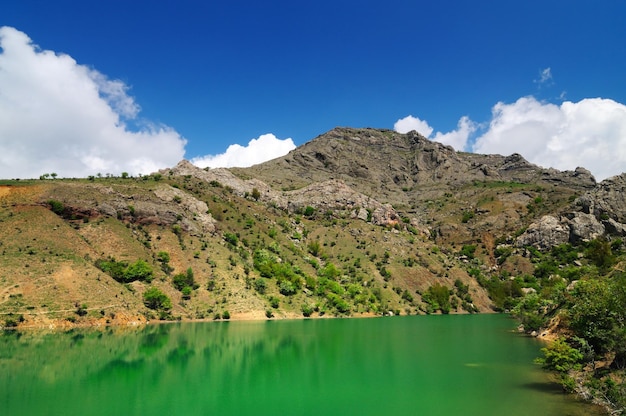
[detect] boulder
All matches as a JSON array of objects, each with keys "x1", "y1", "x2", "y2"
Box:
[
  {"x1": 565, "y1": 212, "x2": 605, "y2": 243},
  {"x1": 515, "y1": 215, "x2": 569, "y2": 249}
]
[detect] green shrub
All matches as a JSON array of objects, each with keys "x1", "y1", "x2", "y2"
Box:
[
  {"x1": 96, "y1": 258, "x2": 154, "y2": 283},
  {"x1": 269, "y1": 296, "x2": 280, "y2": 309},
  {"x1": 461, "y1": 211, "x2": 474, "y2": 223},
  {"x1": 4, "y1": 314, "x2": 24, "y2": 328},
  {"x1": 460, "y1": 244, "x2": 476, "y2": 259},
  {"x1": 279, "y1": 281, "x2": 297, "y2": 296},
  {"x1": 251, "y1": 188, "x2": 261, "y2": 201},
  {"x1": 303, "y1": 206, "x2": 316, "y2": 217},
  {"x1": 143, "y1": 287, "x2": 172, "y2": 311},
  {"x1": 301, "y1": 303, "x2": 314, "y2": 317},
  {"x1": 47, "y1": 199, "x2": 65, "y2": 216},
  {"x1": 307, "y1": 240, "x2": 322, "y2": 257},
  {"x1": 423, "y1": 283, "x2": 451, "y2": 314},
  {"x1": 172, "y1": 268, "x2": 196, "y2": 293},
  {"x1": 181, "y1": 286, "x2": 192, "y2": 300},
  {"x1": 224, "y1": 232, "x2": 239, "y2": 246},
  {"x1": 254, "y1": 278, "x2": 268, "y2": 294},
  {"x1": 124, "y1": 260, "x2": 154, "y2": 283},
  {"x1": 535, "y1": 338, "x2": 583, "y2": 372}
]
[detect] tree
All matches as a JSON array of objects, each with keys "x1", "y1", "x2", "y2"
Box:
[
  {"x1": 254, "y1": 278, "x2": 268, "y2": 294},
  {"x1": 568, "y1": 275, "x2": 626, "y2": 356},
  {"x1": 251, "y1": 187, "x2": 261, "y2": 201},
  {"x1": 143, "y1": 287, "x2": 172, "y2": 310},
  {"x1": 123, "y1": 260, "x2": 154, "y2": 283},
  {"x1": 585, "y1": 238, "x2": 616, "y2": 273},
  {"x1": 172, "y1": 267, "x2": 195, "y2": 292},
  {"x1": 47, "y1": 199, "x2": 65, "y2": 215},
  {"x1": 95, "y1": 258, "x2": 154, "y2": 283},
  {"x1": 424, "y1": 283, "x2": 452, "y2": 314},
  {"x1": 536, "y1": 337, "x2": 583, "y2": 372},
  {"x1": 307, "y1": 240, "x2": 322, "y2": 257}
]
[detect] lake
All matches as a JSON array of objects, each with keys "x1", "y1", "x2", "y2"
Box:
[{"x1": 0, "y1": 314, "x2": 604, "y2": 416}]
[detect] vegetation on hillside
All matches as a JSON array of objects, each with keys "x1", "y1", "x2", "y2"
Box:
[
  {"x1": 488, "y1": 238, "x2": 626, "y2": 413},
  {"x1": 0, "y1": 128, "x2": 624, "y2": 412}
]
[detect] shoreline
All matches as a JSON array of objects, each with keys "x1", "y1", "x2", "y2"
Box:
[{"x1": 3, "y1": 309, "x2": 482, "y2": 332}]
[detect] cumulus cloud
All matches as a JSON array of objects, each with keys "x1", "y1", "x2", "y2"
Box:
[
  {"x1": 394, "y1": 115, "x2": 475, "y2": 151},
  {"x1": 433, "y1": 116, "x2": 477, "y2": 150},
  {"x1": 394, "y1": 115, "x2": 434, "y2": 137},
  {"x1": 0, "y1": 26, "x2": 186, "y2": 178},
  {"x1": 472, "y1": 96, "x2": 626, "y2": 181},
  {"x1": 191, "y1": 133, "x2": 296, "y2": 168}
]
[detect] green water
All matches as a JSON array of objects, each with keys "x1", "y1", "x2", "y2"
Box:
[{"x1": 0, "y1": 315, "x2": 604, "y2": 416}]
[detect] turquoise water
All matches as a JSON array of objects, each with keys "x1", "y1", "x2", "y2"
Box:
[{"x1": 0, "y1": 315, "x2": 604, "y2": 415}]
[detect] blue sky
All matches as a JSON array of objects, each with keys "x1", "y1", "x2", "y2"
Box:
[{"x1": 1, "y1": 1, "x2": 625, "y2": 180}]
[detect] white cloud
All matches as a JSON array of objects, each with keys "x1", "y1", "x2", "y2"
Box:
[
  {"x1": 433, "y1": 116, "x2": 477, "y2": 150},
  {"x1": 191, "y1": 133, "x2": 296, "y2": 168},
  {"x1": 394, "y1": 115, "x2": 475, "y2": 151},
  {"x1": 0, "y1": 26, "x2": 186, "y2": 178},
  {"x1": 535, "y1": 67, "x2": 553, "y2": 85},
  {"x1": 472, "y1": 96, "x2": 626, "y2": 181},
  {"x1": 393, "y1": 115, "x2": 433, "y2": 137}
]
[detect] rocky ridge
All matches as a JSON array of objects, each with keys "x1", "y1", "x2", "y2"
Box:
[{"x1": 161, "y1": 160, "x2": 400, "y2": 226}]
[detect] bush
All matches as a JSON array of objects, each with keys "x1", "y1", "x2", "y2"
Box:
[
  {"x1": 251, "y1": 188, "x2": 261, "y2": 201},
  {"x1": 124, "y1": 260, "x2": 154, "y2": 283},
  {"x1": 423, "y1": 283, "x2": 451, "y2": 314},
  {"x1": 47, "y1": 199, "x2": 65, "y2": 216},
  {"x1": 460, "y1": 244, "x2": 476, "y2": 259},
  {"x1": 303, "y1": 206, "x2": 316, "y2": 217},
  {"x1": 143, "y1": 287, "x2": 172, "y2": 311},
  {"x1": 307, "y1": 240, "x2": 322, "y2": 257},
  {"x1": 75, "y1": 304, "x2": 88, "y2": 317},
  {"x1": 269, "y1": 296, "x2": 280, "y2": 309},
  {"x1": 568, "y1": 275, "x2": 626, "y2": 355},
  {"x1": 461, "y1": 211, "x2": 474, "y2": 223},
  {"x1": 301, "y1": 303, "x2": 313, "y2": 317},
  {"x1": 4, "y1": 314, "x2": 24, "y2": 328},
  {"x1": 224, "y1": 232, "x2": 239, "y2": 246},
  {"x1": 326, "y1": 293, "x2": 350, "y2": 313},
  {"x1": 172, "y1": 268, "x2": 195, "y2": 292},
  {"x1": 279, "y1": 281, "x2": 297, "y2": 296},
  {"x1": 536, "y1": 338, "x2": 583, "y2": 373},
  {"x1": 181, "y1": 286, "x2": 192, "y2": 300},
  {"x1": 96, "y1": 258, "x2": 154, "y2": 283},
  {"x1": 254, "y1": 278, "x2": 268, "y2": 294}
]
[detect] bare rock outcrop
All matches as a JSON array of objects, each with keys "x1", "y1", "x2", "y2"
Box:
[
  {"x1": 516, "y1": 174, "x2": 626, "y2": 249},
  {"x1": 153, "y1": 186, "x2": 216, "y2": 234},
  {"x1": 161, "y1": 160, "x2": 279, "y2": 202},
  {"x1": 578, "y1": 173, "x2": 626, "y2": 224},
  {"x1": 565, "y1": 212, "x2": 605, "y2": 243},
  {"x1": 277, "y1": 179, "x2": 401, "y2": 226},
  {"x1": 163, "y1": 161, "x2": 404, "y2": 227},
  {"x1": 516, "y1": 215, "x2": 570, "y2": 249}
]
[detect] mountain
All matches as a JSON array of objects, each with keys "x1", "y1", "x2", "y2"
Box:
[{"x1": 0, "y1": 127, "x2": 624, "y2": 330}]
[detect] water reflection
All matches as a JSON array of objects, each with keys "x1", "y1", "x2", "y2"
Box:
[{"x1": 0, "y1": 316, "x2": 606, "y2": 416}]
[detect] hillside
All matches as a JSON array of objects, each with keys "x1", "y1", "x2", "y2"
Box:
[{"x1": 0, "y1": 127, "x2": 624, "y2": 334}]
